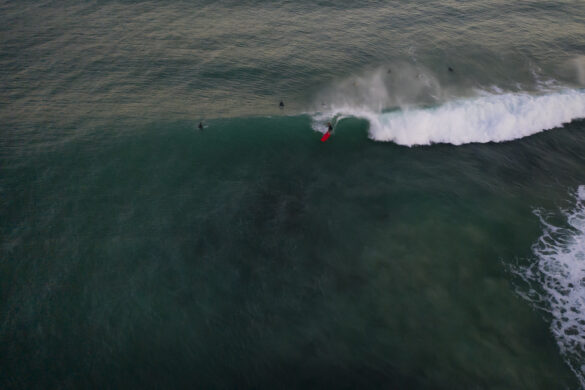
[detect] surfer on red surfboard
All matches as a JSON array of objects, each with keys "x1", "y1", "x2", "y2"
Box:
[{"x1": 321, "y1": 122, "x2": 333, "y2": 142}]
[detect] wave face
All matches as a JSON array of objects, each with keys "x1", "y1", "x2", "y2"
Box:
[
  {"x1": 513, "y1": 186, "x2": 585, "y2": 388},
  {"x1": 314, "y1": 89, "x2": 585, "y2": 146}
]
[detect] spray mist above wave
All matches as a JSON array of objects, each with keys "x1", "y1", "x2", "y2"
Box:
[
  {"x1": 311, "y1": 65, "x2": 585, "y2": 146},
  {"x1": 511, "y1": 186, "x2": 585, "y2": 388}
]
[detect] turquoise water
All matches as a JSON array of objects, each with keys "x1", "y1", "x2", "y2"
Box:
[{"x1": 2, "y1": 1, "x2": 585, "y2": 388}]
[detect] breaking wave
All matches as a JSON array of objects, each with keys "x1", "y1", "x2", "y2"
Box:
[{"x1": 312, "y1": 89, "x2": 585, "y2": 146}]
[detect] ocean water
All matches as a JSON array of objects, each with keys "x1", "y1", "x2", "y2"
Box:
[{"x1": 2, "y1": 0, "x2": 585, "y2": 388}]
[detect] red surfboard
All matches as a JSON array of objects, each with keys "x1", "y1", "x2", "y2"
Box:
[{"x1": 321, "y1": 132, "x2": 332, "y2": 142}]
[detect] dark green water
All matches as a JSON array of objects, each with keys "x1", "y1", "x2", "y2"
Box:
[{"x1": 2, "y1": 1, "x2": 585, "y2": 389}]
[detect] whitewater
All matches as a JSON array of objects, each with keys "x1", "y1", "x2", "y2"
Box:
[{"x1": 513, "y1": 186, "x2": 585, "y2": 388}]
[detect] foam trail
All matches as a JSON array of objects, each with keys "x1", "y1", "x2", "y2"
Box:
[
  {"x1": 315, "y1": 89, "x2": 585, "y2": 146},
  {"x1": 512, "y1": 186, "x2": 585, "y2": 388}
]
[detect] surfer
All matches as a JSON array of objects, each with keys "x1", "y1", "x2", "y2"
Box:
[
  {"x1": 279, "y1": 100, "x2": 284, "y2": 108},
  {"x1": 448, "y1": 66, "x2": 454, "y2": 72},
  {"x1": 320, "y1": 122, "x2": 334, "y2": 142},
  {"x1": 198, "y1": 122, "x2": 203, "y2": 130}
]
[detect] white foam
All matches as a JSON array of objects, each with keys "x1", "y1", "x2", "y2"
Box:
[
  {"x1": 314, "y1": 89, "x2": 585, "y2": 146},
  {"x1": 579, "y1": 185, "x2": 585, "y2": 202},
  {"x1": 513, "y1": 186, "x2": 585, "y2": 387}
]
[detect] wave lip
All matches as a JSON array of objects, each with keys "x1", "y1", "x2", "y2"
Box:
[
  {"x1": 513, "y1": 186, "x2": 585, "y2": 388},
  {"x1": 322, "y1": 89, "x2": 585, "y2": 146}
]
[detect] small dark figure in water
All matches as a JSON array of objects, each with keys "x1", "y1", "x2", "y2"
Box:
[
  {"x1": 279, "y1": 101, "x2": 284, "y2": 108},
  {"x1": 327, "y1": 122, "x2": 333, "y2": 133},
  {"x1": 448, "y1": 66, "x2": 454, "y2": 72},
  {"x1": 198, "y1": 122, "x2": 203, "y2": 130},
  {"x1": 387, "y1": 68, "x2": 392, "y2": 74}
]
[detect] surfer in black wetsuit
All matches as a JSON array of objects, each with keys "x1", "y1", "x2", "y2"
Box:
[
  {"x1": 448, "y1": 66, "x2": 454, "y2": 72},
  {"x1": 198, "y1": 122, "x2": 203, "y2": 130},
  {"x1": 279, "y1": 100, "x2": 284, "y2": 108},
  {"x1": 327, "y1": 122, "x2": 333, "y2": 134}
]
